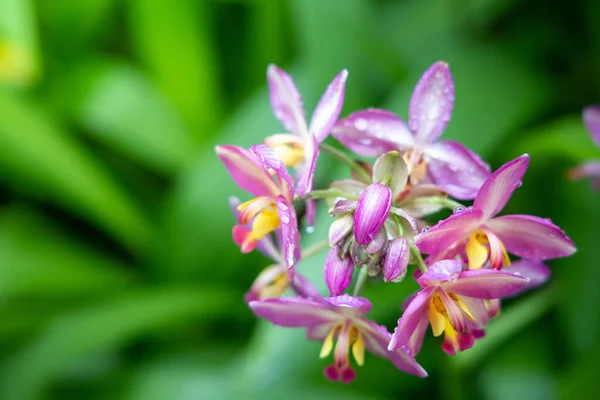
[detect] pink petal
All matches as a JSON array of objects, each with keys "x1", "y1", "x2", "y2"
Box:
[
  {"x1": 323, "y1": 294, "x2": 372, "y2": 316},
  {"x1": 443, "y1": 269, "x2": 530, "y2": 299},
  {"x1": 424, "y1": 140, "x2": 490, "y2": 200},
  {"x1": 438, "y1": 289, "x2": 466, "y2": 333},
  {"x1": 276, "y1": 195, "x2": 301, "y2": 272},
  {"x1": 295, "y1": 135, "x2": 319, "y2": 197},
  {"x1": 329, "y1": 213, "x2": 354, "y2": 246},
  {"x1": 409, "y1": 61, "x2": 455, "y2": 143},
  {"x1": 583, "y1": 105, "x2": 600, "y2": 149},
  {"x1": 383, "y1": 237, "x2": 410, "y2": 282},
  {"x1": 503, "y1": 259, "x2": 550, "y2": 288},
  {"x1": 417, "y1": 259, "x2": 463, "y2": 287},
  {"x1": 309, "y1": 69, "x2": 348, "y2": 143},
  {"x1": 267, "y1": 64, "x2": 307, "y2": 135},
  {"x1": 324, "y1": 247, "x2": 355, "y2": 296},
  {"x1": 250, "y1": 144, "x2": 294, "y2": 199},
  {"x1": 485, "y1": 214, "x2": 576, "y2": 260},
  {"x1": 249, "y1": 297, "x2": 340, "y2": 327},
  {"x1": 568, "y1": 161, "x2": 600, "y2": 181},
  {"x1": 473, "y1": 154, "x2": 530, "y2": 220},
  {"x1": 354, "y1": 183, "x2": 392, "y2": 245},
  {"x1": 331, "y1": 109, "x2": 414, "y2": 156},
  {"x1": 305, "y1": 198, "x2": 316, "y2": 227},
  {"x1": 388, "y1": 287, "x2": 435, "y2": 351},
  {"x1": 406, "y1": 312, "x2": 429, "y2": 356},
  {"x1": 456, "y1": 295, "x2": 488, "y2": 327},
  {"x1": 358, "y1": 319, "x2": 428, "y2": 377},
  {"x1": 414, "y1": 208, "x2": 483, "y2": 256},
  {"x1": 290, "y1": 273, "x2": 321, "y2": 299},
  {"x1": 215, "y1": 145, "x2": 279, "y2": 197}
]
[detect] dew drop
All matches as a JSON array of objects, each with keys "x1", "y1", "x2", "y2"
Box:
[
  {"x1": 277, "y1": 202, "x2": 288, "y2": 211},
  {"x1": 513, "y1": 272, "x2": 522, "y2": 277},
  {"x1": 453, "y1": 206, "x2": 465, "y2": 214},
  {"x1": 421, "y1": 226, "x2": 431, "y2": 233},
  {"x1": 306, "y1": 226, "x2": 315, "y2": 234},
  {"x1": 280, "y1": 214, "x2": 290, "y2": 224},
  {"x1": 467, "y1": 206, "x2": 474, "y2": 210},
  {"x1": 400, "y1": 344, "x2": 412, "y2": 355},
  {"x1": 354, "y1": 118, "x2": 368, "y2": 131}
]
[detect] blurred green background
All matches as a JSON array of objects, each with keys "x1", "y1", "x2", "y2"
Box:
[{"x1": 0, "y1": 0, "x2": 599, "y2": 399}]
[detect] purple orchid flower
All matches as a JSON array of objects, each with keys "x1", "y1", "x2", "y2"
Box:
[
  {"x1": 388, "y1": 259, "x2": 529, "y2": 356},
  {"x1": 415, "y1": 154, "x2": 576, "y2": 269},
  {"x1": 332, "y1": 61, "x2": 490, "y2": 200},
  {"x1": 250, "y1": 294, "x2": 427, "y2": 382},
  {"x1": 216, "y1": 144, "x2": 300, "y2": 272},
  {"x1": 265, "y1": 64, "x2": 348, "y2": 198},
  {"x1": 569, "y1": 106, "x2": 600, "y2": 189}
]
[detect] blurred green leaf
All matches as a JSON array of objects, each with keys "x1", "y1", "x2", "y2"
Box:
[
  {"x1": 0, "y1": 286, "x2": 237, "y2": 400},
  {"x1": 0, "y1": 206, "x2": 132, "y2": 298},
  {"x1": 127, "y1": 0, "x2": 222, "y2": 141},
  {"x1": 0, "y1": 90, "x2": 157, "y2": 254}
]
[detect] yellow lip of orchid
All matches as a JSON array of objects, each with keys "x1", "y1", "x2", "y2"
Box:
[
  {"x1": 236, "y1": 197, "x2": 281, "y2": 252},
  {"x1": 319, "y1": 323, "x2": 365, "y2": 368},
  {"x1": 264, "y1": 134, "x2": 305, "y2": 168},
  {"x1": 465, "y1": 229, "x2": 511, "y2": 270}
]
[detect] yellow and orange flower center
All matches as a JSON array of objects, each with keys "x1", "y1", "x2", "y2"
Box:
[
  {"x1": 236, "y1": 196, "x2": 280, "y2": 252},
  {"x1": 427, "y1": 292, "x2": 474, "y2": 348},
  {"x1": 465, "y1": 229, "x2": 511, "y2": 270},
  {"x1": 264, "y1": 134, "x2": 305, "y2": 167},
  {"x1": 249, "y1": 265, "x2": 290, "y2": 300},
  {"x1": 320, "y1": 322, "x2": 365, "y2": 369},
  {"x1": 402, "y1": 149, "x2": 427, "y2": 185}
]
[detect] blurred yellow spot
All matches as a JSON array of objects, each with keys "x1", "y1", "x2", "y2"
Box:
[
  {"x1": 0, "y1": 41, "x2": 36, "y2": 86},
  {"x1": 265, "y1": 134, "x2": 305, "y2": 167}
]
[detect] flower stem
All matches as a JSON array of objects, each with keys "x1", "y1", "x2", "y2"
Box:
[
  {"x1": 409, "y1": 241, "x2": 428, "y2": 273},
  {"x1": 407, "y1": 196, "x2": 464, "y2": 211},
  {"x1": 305, "y1": 189, "x2": 358, "y2": 200},
  {"x1": 301, "y1": 239, "x2": 330, "y2": 259},
  {"x1": 319, "y1": 143, "x2": 372, "y2": 183},
  {"x1": 352, "y1": 266, "x2": 369, "y2": 296}
]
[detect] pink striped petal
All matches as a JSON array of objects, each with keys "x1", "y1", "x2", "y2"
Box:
[
  {"x1": 332, "y1": 109, "x2": 414, "y2": 156},
  {"x1": 583, "y1": 105, "x2": 600, "y2": 149},
  {"x1": 324, "y1": 247, "x2": 355, "y2": 296},
  {"x1": 309, "y1": 69, "x2": 348, "y2": 143},
  {"x1": 291, "y1": 272, "x2": 321, "y2": 299},
  {"x1": 216, "y1": 145, "x2": 279, "y2": 197},
  {"x1": 276, "y1": 195, "x2": 300, "y2": 272},
  {"x1": 409, "y1": 62, "x2": 455, "y2": 143},
  {"x1": 414, "y1": 208, "x2": 483, "y2": 256},
  {"x1": 438, "y1": 289, "x2": 466, "y2": 332},
  {"x1": 485, "y1": 214, "x2": 576, "y2": 260},
  {"x1": 417, "y1": 259, "x2": 463, "y2": 287},
  {"x1": 250, "y1": 144, "x2": 294, "y2": 199},
  {"x1": 267, "y1": 64, "x2": 307, "y2": 135},
  {"x1": 354, "y1": 183, "x2": 392, "y2": 245},
  {"x1": 249, "y1": 297, "x2": 340, "y2": 327},
  {"x1": 473, "y1": 154, "x2": 529, "y2": 220},
  {"x1": 305, "y1": 198, "x2": 316, "y2": 227},
  {"x1": 383, "y1": 237, "x2": 410, "y2": 282},
  {"x1": 503, "y1": 259, "x2": 550, "y2": 288},
  {"x1": 295, "y1": 135, "x2": 319, "y2": 197},
  {"x1": 406, "y1": 312, "x2": 429, "y2": 356},
  {"x1": 424, "y1": 140, "x2": 490, "y2": 200},
  {"x1": 443, "y1": 269, "x2": 530, "y2": 299},
  {"x1": 389, "y1": 287, "x2": 435, "y2": 351},
  {"x1": 324, "y1": 294, "x2": 372, "y2": 316}
]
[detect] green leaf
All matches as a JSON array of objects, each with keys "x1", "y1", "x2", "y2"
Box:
[
  {"x1": 0, "y1": 90, "x2": 157, "y2": 254},
  {"x1": 0, "y1": 286, "x2": 238, "y2": 400},
  {"x1": 127, "y1": 0, "x2": 222, "y2": 141},
  {"x1": 0, "y1": 206, "x2": 132, "y2": 298}
]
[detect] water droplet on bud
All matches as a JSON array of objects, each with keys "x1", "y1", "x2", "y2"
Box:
[{"x1": 453, "y1": 206, "x2": 465, "y2": 213}]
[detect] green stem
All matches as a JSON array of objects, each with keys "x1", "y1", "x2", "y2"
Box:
[
  {"x1": 407, "y1": 196, "x2": 464, "y2": 211},
  {"x1": 319, "y1": 143, "x2": 372, "y2": 183},
  {"x1": 301, "y1": 239, "x2": 330, "y2": 259},
  {"x1": 352, "y1": 266, "x2": 369, "y2": 296},
  {"x1": 305, "y1": 189, "x2": 358, "y2": 200},
  {"x1": 409, "y1": 241, "x2": 428, "y2": 273}
]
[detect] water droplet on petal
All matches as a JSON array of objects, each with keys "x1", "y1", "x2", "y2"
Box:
[
  {"x1": 280, "y1": 214, "x2": 290, "y2": 224},
  {"x1": 354, "y1": 118, "x2": 368, "y2": 131},
  {"x1": 421, "y1": 226, "x2": 431, "y2": 233},
  {"x1": 467, "y1": 206, "x2": 474, "y2": 210},
  {"x1": 400, "y1": 344, "x2": 412, "y2": 355},
  {"x1": 453, "y1": 206, "x2": 465, "y2": 214},
  {"x1": 277, "y1": 202, "x2": 288, "y2": 211},
  {"x1": 513, "y1": 272, "x2": 522, "y2": 277}
]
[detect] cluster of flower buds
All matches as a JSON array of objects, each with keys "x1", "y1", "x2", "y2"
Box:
[{"x1": 216, "y1": 62, "x2": 577, "y2": 382}]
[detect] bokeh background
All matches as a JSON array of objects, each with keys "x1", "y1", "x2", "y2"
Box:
[{"x1": 0, "y1": 0, "x2": 599, "y2": 399}]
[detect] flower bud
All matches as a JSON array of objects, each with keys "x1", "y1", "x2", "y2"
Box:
[
  {"x1": 354, "y1": 183, "x2": 392, "y2": 245},
  {"x1": 329, "y1": 213, "x2": 354, "y2": 246},
  {"x1": 324, "y1": 247, "x2": 355, "y2": 296},
  {"x1": 383, "y1": 237, "x2": 410, "y2": 282}
]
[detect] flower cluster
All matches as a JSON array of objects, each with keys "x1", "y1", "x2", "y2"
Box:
[{"x1": 216, "y1": 62, "x2": 577, "y2": 382}]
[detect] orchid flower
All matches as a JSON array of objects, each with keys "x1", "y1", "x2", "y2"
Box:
[
  {"x1": 265, "y1": 65, "x2": 348, "y2": 198},
  {"x1": 216, "y1": 144, "x2": 300, "y2": 271},
  {"x1": 332, "y1": 61, "x2": 490, "y2": 199},
  {"x1": 250, "y1": 294, "x2": 427, "y2": 382},
  {"x1": 388, "y1": 259, "x2": 529, "y2": 355},
  {"x1": 415, "y1": 154, "x2": 576, "y2": 269},
  {"x1": 569, "y1": 106, "x2": 600, "y2": 189}
]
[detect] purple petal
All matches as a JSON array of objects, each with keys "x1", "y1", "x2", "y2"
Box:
[
  {"x1": 329, "y1": 213, "x2": 354, "y2": 246},
  {"x1": 330, "y1": 200, "x2": 358, "y2": 215},
  {"x1": 473, "y1": 154, "x2": 530, "y2": 220},
  {"x1": 443, "y1": 269, "x2": 530, "y2": 299},
  {"x1": 306, "y1": 322, "x2": 336, "y2": 341},
  {"x1": 583, "y1": 105, "x2": 600, "y2": 149},
  {"x1": 295, "y1": 136, "x2": 319, "y2": 197},
  {"x1": 438, "y1": 289, "x2": 466, "y2": 333},
  {"x1": 324, "y1": 247, "x2": 355, "y2": 296},
  {"x1": 309, "y1": 69, "x2": 348, "y2": 143},
  {"x1": 409, "y1": 61, "x2": 455, "y2": 143},
  {"x1": 424, "y1": 140, "x2": 491, "y2": 200},
  {"x1": 323, "y1": 294, "x2": 372, "y2": 316},
  {"x1": 249, "y1": 297, "x2": 340, "y2": 327},
  {"x1": 250, "y1": 144, "x2": 294, "y2": 199},
  {"x1": 414, "y1": 208, "x2": 483, "y2": 256},
  {"x1": 485, "y1": 215, "x2": 576, "y2": 260},
  {"x1": 305, "y1": 198, "x2": 316, "y2": 227},
  {"x1": 267, "y1": 64, "x2": 307, "y2": 135},
  {"x1": 457, "y1": 295, "x2": 488, "y2": 327},
  {"x1": 503, "y1": 259, "x2": 550, "y2": 288},
  {"x1": 358, "y1": 319, "x2": 428, "y2": 377},
  {"x1": 291, "y1": 272, "x2": 321, "y2": 299},
  {"x1": 417, "y1": 259, "x2": 463, "y2": 287},
  {"x1": 215, "y1": 145, "x2": 279, "y2": 197},
  {"x1": 354, "y1": 183, "x2": 392, "y2": 245},
  {"x1": 383, "y1": 237, "x2": 410, "y2": 282},
  {"x1": 568, "y1": 161, "x2": 600, "y2": 181},
  {"x1": 332, "y1": 109, "x2": 414, "y2": 156},
  {"x1": 406, "y1": 312, "x2": 430, "y2": 356},
  {"x1": 372, "y1": 151, "x2": 409, "y2": 198},
  {"x1": 276, "y1": 195, "x2": 300, "y2": 272},
  {"x1": 388, "y1": 287, "x2": 435, "y2": 351}
]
